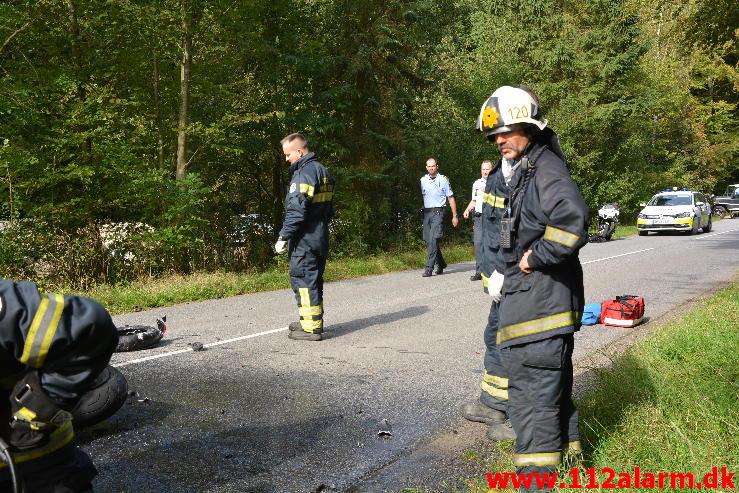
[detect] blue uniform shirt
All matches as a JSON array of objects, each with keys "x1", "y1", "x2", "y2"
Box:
[{"x1": 420, "y1": 174, "x2": 454, "y2": 208}]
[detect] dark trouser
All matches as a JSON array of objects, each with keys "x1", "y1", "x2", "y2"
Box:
[
  {"x1": 473, "y1": 214, "x2": 483, "y2": 274},
  {"x1": 500, "y1": 334, "x2": 580, "y2": 491},
  {"x1": 423, "y1": 208, "x2": 446, "y2": 270},
  {"x1": 479, "y1": 300, "x2": 507, "y2": 413},
  {"x1": 0, "y1": 446, "x2": 97, "y2": 493},
  {"x1": 289, "y1": 249, "x2": 327, "y2": 333}
]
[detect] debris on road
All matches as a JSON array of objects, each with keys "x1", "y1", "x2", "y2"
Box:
[{"x1": 377, "y1": 418, "x2": 393, "y2": 438}]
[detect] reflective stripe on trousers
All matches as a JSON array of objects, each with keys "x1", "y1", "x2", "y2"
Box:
[{"x1": 500, "y1": 334, "x2": 580, "y2": 489}]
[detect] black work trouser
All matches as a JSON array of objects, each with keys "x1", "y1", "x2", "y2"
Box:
[
  {"x1": 289, "y1": 249, "x2": 327, "y2": 333},
  {"x1": 500, "y1": 334, "x2": 580, "y2": 491},
  {"x1": 423, "y1": 208, "x2": 446, "y2": 270},
  {"x1": 473, "y1": 214, "x2": 483, "y2": 274},
  {"x1": 478, "y1": 300, "x2": 507, "y2": 413},
  {"x1": 0, "y1": 446, "x2": 96, "y2": 493}
]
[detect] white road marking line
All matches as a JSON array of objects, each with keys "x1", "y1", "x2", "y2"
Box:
[
  {"x1": 693, "y1": 228, "x2": 739, "y2": 240},
  {"x1": 113, "y1": 326, "x2": 288, "y2": 367},
  {"x1": 581, "y1": 248, "x2": 655, "y2": 265}
]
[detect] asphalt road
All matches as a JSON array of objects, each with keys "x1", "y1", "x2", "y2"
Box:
[{"x1": 81, "y1": 220, "x2": 739, "y2": 493}]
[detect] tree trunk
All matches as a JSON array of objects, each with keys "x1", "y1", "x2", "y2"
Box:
[
  {"x1": 176, "y1": 0, "x2": 193, "y2": 180},
  {"x1": 66, "y1": 0, "x2": 91, "y2": 152},
  {"x1": 152, "y1": 52, "x2": 165, "y2": 170}
]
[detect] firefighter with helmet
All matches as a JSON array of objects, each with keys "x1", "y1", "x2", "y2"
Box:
[
  {"x1": 476, "y1": 86, "x2": 589, "y2": 488},
  {"x1": 0, "y1": 279, "x2": 118, "y2": 492}
]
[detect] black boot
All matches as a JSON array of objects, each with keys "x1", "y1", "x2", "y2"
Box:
[
  {"x1": 422, "y1": 268, "x2": 433, "y2": 277},
  {"x1": 288, "y1": 330, "x2": 322, "y2": 341}
]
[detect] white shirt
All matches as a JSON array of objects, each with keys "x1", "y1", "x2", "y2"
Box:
[{"x1": 471, "y1": 178, "x2": 486, "y2": 213}]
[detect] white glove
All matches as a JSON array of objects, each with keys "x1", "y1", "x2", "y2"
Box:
[
  {"x1": 489, "y1": 270, "x2": 504, "y2": 302},
  {"x1": 274, "y1": 239, "x2": 287, "y2": 254}
]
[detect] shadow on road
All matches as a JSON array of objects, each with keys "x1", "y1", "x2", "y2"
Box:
[{"x1": 328, "y1": 306, "x2": 430, "y2": 339}]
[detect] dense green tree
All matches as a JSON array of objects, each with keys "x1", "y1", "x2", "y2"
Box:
[{"x1": 0, "y1": 0, "x2": 735, "y2": 288}]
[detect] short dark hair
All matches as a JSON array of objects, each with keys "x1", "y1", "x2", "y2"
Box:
[{"x1": 280, "y1": 133, "x2": 308, "y2": 149}]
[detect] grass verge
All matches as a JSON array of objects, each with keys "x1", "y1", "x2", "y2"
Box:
[
  {"x1": 74, "y1": 242, "x2": 474, "y2": 315},
  {"x1": 462, "y1": 279, "x2": 738, "y2": 492}
]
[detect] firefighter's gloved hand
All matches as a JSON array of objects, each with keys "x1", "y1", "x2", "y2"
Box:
[
  {"x1": 9, "y1": 371, "x2": 73, "y2": 450},
  {"x1": 489, "y1": 270, "x2": 504, "y2": 302},
  {"x1": 274, "y1": 239, "x2": 287, "y2": 254}
]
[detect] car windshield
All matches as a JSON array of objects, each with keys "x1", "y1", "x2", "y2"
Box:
[
  {"x1": 727, "y1": 185, "x2": 738, "y2": 196},
  {"x1": 647, "y1": 194, "x2": 692, "y2": 206}
]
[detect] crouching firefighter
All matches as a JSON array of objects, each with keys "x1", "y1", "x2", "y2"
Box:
[
  {"x1": 476, "y1": 86, "x2": 589, "y2": 490},
  {"x1": 461, "y1": 151, "x2": 516, "y2": 441},
  {"x1": 0, "y1": 279, "x2": 118, "y2": 492},
  {"x1": 274, "y1": 133, "x2": 335, "y2": 342}
]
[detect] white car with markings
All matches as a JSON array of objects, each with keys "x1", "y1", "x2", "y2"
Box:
[{"x1": 637, "y1": 189, "x2": 712, "y2": 236}]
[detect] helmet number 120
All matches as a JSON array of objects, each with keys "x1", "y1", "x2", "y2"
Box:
[{"x1": 508, "y1": 106, "x2": 529, "y2": 119}]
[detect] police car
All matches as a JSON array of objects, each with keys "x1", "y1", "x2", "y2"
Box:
[{"x1": 637, "y1": 188, "x2": 712, "y2": 236}]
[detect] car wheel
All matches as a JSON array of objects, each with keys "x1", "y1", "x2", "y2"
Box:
[
  {"x1": 703, "y1": 216, "x2": 712, "y2": 233},
  {"x1": 71, "y1": 366, "x2": 128, "y2": 428},
  {"x1": 712, "y1": 206, "x2": 728, "y2": 218},
  {"x1": 638, "y1": 230, "x2": 647, "y2": 236}
]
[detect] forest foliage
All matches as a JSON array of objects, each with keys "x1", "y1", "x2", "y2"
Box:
[{"x1": 0, "y1": 0, "x2": 736, "y2": 289}]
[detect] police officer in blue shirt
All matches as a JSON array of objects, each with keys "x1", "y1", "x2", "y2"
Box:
[{"x1": 420, "y1": 158, "x2": 458, "y2": 277}]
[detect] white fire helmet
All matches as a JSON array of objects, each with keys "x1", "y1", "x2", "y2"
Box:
[{"x1": 476, "y1": 86, "x2": 547, "y2": 139}]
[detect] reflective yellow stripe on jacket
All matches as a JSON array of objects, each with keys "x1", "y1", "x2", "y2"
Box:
[
  {"x1": 497, "y1": 311, "x2": 580, "y2": 344},
  {"x1": 20, "y1": 293, "x2": 65, "y2": 368},
  {"x1": 543, "y1": 225, "x2": 579, "y2": 247},
  {"x1": 483, "y1": 193, "x2": 506, "y2": 209}
]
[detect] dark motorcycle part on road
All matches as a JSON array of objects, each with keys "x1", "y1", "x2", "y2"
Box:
[
  {"x1": 115, "y1": 316, "x2": 167, "y2": 352},
  {"x1": 70, "y1": 365, "x2": 128, "y2": 428}
]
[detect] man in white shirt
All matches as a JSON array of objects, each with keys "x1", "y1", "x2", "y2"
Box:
[{"x1": 463, "y1": 160, "x2": 493, "y2": 281}]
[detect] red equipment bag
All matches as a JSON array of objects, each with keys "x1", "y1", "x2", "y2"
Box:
[{"x1": 600, "y1": 295, "x2": 645, "y2": 327}]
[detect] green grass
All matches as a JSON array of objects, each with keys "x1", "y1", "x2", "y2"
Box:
[
  {"x1": 463, "y1": 279, "x2": 738, "y2": 493},
  {"x1": 73, "y1": 242, "x2": 475, "y2": 314},
  {"x1": 611, "y1": 224, "x2": 637, "y2": 238}
]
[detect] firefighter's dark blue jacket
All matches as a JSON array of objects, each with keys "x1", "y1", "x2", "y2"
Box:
[
  {"x1": 498, "y1": 129, "x2": 589, "y2": 348},
  {"x1": 0, "y1": 279, "x2": 118, "y2": 474},
  {"x1": 278, "y1": 152, "x2": 335, "y2": 257},
  {"x1": 479, "y1": 163, "x2": 508, "y2": 289}
]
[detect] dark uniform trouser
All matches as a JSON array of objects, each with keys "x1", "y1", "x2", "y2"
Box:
[
  {"x1": 478, "y1": 301, "x2": 507, "y2": 413},
  {"x1": 0, "y1": 445, "x2": 96, "y2": 493},
  {"x1": 473, "y1": 214, "x2": 483, "y2": 275},
  {"x1": 500, "y1": 334, "x2": 580, "y2": 491},
  {"x1": 423, "y1": 208, "x2": 446, "y2": 271},
  {"x1": 289, "y1": 249, "x2": 327, "y2": 333}
]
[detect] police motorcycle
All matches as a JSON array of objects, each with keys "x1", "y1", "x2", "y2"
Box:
[{"x1": 588, "y1": 204, "x2": 620, "y2": 242}]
